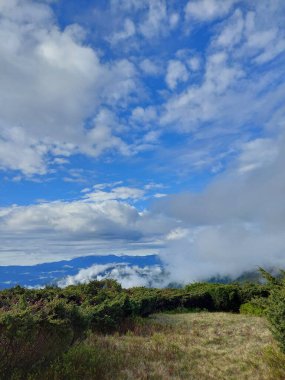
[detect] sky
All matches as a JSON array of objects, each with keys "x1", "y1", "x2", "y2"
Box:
[{"x1": 0, "y1": 0, "x2": 285, "y2": 282}]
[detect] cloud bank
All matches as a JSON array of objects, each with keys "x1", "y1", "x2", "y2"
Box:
[
  {"x1": 57, "y1": 263, "x2": 165, "y2": 288},
  {"x1": 0, "y1": 184, "x2": 174, "y2": 265},
  {"x1": 156, "y1": 134, "x2": 285, "y2": 283}
]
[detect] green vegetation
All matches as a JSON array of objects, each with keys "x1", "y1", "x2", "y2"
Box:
[
  {"x1": 260, "y1": 269, "x2": 285, "y2": 353},
  {"x1": 1, "y1": 271, "x2": 285, "y2": 379}
]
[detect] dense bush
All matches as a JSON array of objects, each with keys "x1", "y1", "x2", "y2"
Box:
[
  {"x1": 240, "y1": 300, "x2": 267, "y2": 316},
  {"x1": 0, "y1": 299, "x2": 88, "y2": 378},
  {"x1": 266, "y1": 286, "x2": 285, "y2": 352},
  {"x1": 184, "y1": 282, "x2": 270, "y2": 312},
  {"x1": 253, "y1": 269, "x2": 285, "y2": 352}
]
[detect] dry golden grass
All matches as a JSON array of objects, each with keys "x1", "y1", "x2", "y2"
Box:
[
  {"x1": 84, "y1": 312, "x2": 279, "y2": 380},
  {"x1": 33, "y1": 312, "x2": 285, "y2": 380}
]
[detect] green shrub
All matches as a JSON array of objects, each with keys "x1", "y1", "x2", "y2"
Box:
[
  {"x1": 90, "y1": 294, "x2": 133, "y2": 332},
  {"x1": 208, "y1": 285, "x2": 241, "y2": 311},
  {"x1": 256, "y1": 269, "x2": 285, "y2": 352},
  {"x1": 240, "y1": 300, "x2": 266, "y2": 316},
  {"x1": 266, "y1": 287, "x2": 285, "y2": 352},
  {"x1": 0, "y1": 299, "x2": 88, "y2": 378}
]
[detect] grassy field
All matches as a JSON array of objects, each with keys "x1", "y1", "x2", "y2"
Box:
[{"x1": 34, "y1": 312, "x2": 285, "y2": 380}]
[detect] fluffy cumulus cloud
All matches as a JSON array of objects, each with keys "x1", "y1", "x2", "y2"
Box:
[
  {"x1": 0, "y1": 0, "x2": 138, "y2": 175},
  {"x1": 0, "y1": 184, "x2": 176, "y2": 265}
]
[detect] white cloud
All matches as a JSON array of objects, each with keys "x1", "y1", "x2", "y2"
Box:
[
  {"x1": 83, "y1": 186, "x2": 145, "y2": 202},
  {"x1": 0, "y1": 0, "x2": 52, "y2": 24},
  {"x1": 187, "y1": 56, "x2": 200, "y2": 71},
  {"x1": 215, "y1": 9, "x2": 244, "y2": 48},
  {"x1": 131, "y1": 106, "x2": 157, "y2": 124},
  {"x1": 58, "y1": 263, "x2": 166, "y2": 288},
  {"x1": 161, "y1": 52, "x2": 245, "y2": 131},
  {"x1": 153, "y1": 193, "x2": 167, "y2": 198},
  {"x1": 214, "y1": 5, "x2": 285, "y2": 63},
  {"x1": 237, "y1": 138, "x2": 278, "y2": 174},
  {"x1": 185, "y1": 0, "x2": 238, "y2": 22},
  {"x1": 0, "y1": 184, "x2": 176, "y2": 265},
  {"x1": 0, "y1": 0, "x2": 138, "y2": 175},
  {"x1": 165, "y1": 60, "x2": 189, "y2": 90},
  {"x1": 138, "y1": 0, "x2": 169, "y2": 38},
  {"x1": 166, "y1": 227, "x2": 189, "y2": 240},
  {"x1": 93, "y1": 181, "x2": 123, "y2": 190},
  {"x1": 159, "y1": 0, "x2": 285, "y2": 157},
  {"x1": 58, "y1": 264, "x2": 116, "y2": 287},
  {"x1": 154, "y1": 132, "x2": 285, "y2": 282},
  {"x1": 0, "y1": 126, "x2": 48, "y2": 174},
  {"x1": 139, "y1": 58, "x2": 161, "y2": 76},
  {"x1": 254, "y1": 38, "x2": 285, "y2": 64},
  {"x1": 161, "y1": 224, "x2": 285, "y2": 283},
  {"x1": 83, "y1": 109, "x2": 131, "y2": 157},
  {"x1": 144, "y1": 182, "x2": 164, "y2": 190},
  {"x1": 109, "y1": 0, "x2": 180, "y2": 43},
  {"x1": 169, "y1": 12, "x2": 180, "y2": 29},
  {"x1": 2, "y1": 199, "x2": 139, "y2": 234},
  {"x1": 160, "y1": 6, "x2": 285, "y2": 143},
  {"x1": 109, "y1": 18, "x2": 136, "y2": 43}
]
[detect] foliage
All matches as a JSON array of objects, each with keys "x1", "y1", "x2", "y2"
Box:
[
  {"x1": 0, "y1": 299, "x2": 88, "y2": 378},
  {"x1": 240, "y1": 299, "x2": 267, "y2": 316},
  {"x1": 258, "y1": 268, "x2": 285, "y2": 353},
  {"x1": 266, "y1": 286, "x2": 285, "y2": 352}
]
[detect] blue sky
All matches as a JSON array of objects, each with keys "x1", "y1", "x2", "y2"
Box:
[{"x1": 0, "y1": 0, "x2": 285, "y2": 282}]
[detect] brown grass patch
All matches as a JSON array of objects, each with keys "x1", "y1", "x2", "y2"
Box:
[
  {"x1": 84, "y1": 312, "x2": 276, "y2": 380},
  {"x1": 30, "y1": 312, "x2": 284, "y2": 380}
]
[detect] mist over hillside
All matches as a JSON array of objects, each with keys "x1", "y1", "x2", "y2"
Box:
[
  {"x1": 0, "y1": 255, "x2": 163, "y2": 289},
  {"x1": 0, "y1": 253, "x2": 269, "y2": 290}
]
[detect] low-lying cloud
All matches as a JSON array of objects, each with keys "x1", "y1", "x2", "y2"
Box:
[
  {"x1": 155, "y1": 133, "x2": 285, "y2": 283},
  {"x1": 58, "y1": 263, "x2": 166, "y2": 288}
]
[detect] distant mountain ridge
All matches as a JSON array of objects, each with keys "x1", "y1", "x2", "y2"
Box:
[{"x1": 0, "y1": 254, "x2": 162, "y2": 289}]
